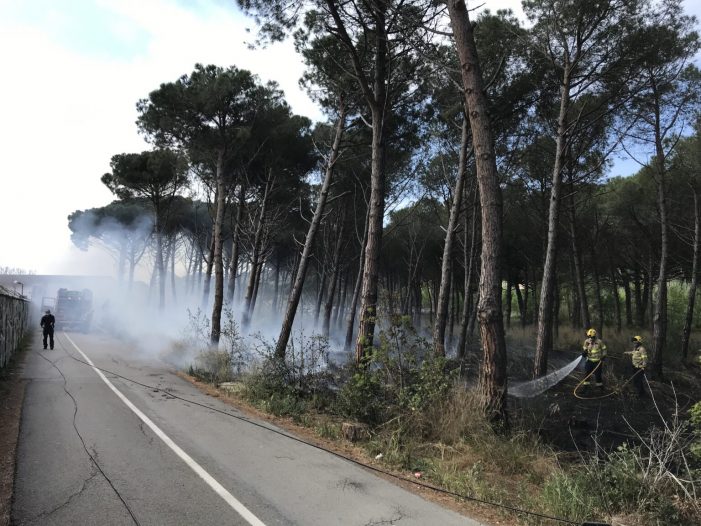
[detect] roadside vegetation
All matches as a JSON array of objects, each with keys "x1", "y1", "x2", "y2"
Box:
[{"x1": 181, "y1": 309, "x2": 701, "y2": 526}]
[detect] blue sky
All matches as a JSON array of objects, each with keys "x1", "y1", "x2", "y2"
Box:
[{"x1": 0, "y1": 0, "x2": 699, "y2": 275}]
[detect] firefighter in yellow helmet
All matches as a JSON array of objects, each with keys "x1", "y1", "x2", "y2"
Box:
[
  {"x1": 581, "y1": 328, "x2": 607, "y2": 388},
  {"x1": 624, "y1": 335, "x2": 648, "y2": 397}
]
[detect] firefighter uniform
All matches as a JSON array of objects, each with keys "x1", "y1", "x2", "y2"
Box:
[
  {"x1": 582, "y1": 329, "x2": 607, "y2": 387},
  {"x1": 626, "y1": 336, "x2": 648, "y2": 397},
  {"x1": 40, "y1": 310, "x2": 55, "y2": 350}
]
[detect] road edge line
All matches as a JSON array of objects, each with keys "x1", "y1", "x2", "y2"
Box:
[{"x1": 62, "y1": 332, "x2": 266, "y2": 526}]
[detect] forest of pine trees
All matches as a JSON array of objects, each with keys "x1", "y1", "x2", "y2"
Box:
[{"x1": 67, "y1": 0, "x2": 701, "y2": 430}]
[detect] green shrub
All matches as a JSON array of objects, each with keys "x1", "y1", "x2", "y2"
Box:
[
  {"x1": 242, "y1": 332, "x2": 335, "y2": 417},
  {"x1": 334, "y1": 316, "x2": 455, "y2": 426}
]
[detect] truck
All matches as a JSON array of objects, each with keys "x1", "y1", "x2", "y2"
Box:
[{"x1": 55, "y1": 288, "x2": 93, "y2": 332}]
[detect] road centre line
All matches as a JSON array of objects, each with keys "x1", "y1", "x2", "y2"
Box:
[{"x1": 62, "y1": 332, "x2": 267, "y2": 526}]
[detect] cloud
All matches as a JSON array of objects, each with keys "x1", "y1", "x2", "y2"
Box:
[{"x1": 0, "y1": 0, "x2": 321, "y2": 275}]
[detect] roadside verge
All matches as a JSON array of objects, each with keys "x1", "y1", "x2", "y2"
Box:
[{"x1": 0, "y1": 337, "x2": 30, "y2": 526}]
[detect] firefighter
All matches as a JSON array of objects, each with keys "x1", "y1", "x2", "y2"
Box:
[
  {"x1": 581, "y1": 328, "x2": 607, "y2": 388},
  {"x1": 624, "y1": 335, "x2": 648, "y2": 397},
  {"x1": 40, "y1": 309, "x2": 55, "y2": 350}
]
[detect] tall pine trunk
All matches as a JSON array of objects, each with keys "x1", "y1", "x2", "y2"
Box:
[
  {"x1": 201, "y1": 233, "x2": 214, "y2": 307},
  {"x1": 433, "y1": 117, "x2": 470, "y2": 355},
  {"x1": 651, "y1": 140, "x2": 668, "y2": 378},
  {"x1": 568, "y1": 194, "x2": 590, "y2": 329},
  {"x1": 457, "y1": 180, "x2": 478, "y2": 359},
  {"x1": 323, "y1": 215, "x2": 345, "y2": 338},
  {"x1": 227, "y1": 185, "x2": 245, "y2": 302},
  {"x1": 210, "y1": 150, "x2": 226, "y2": 343},
  {"x1": 354, "y1": 106, "x2": 387, "y2": 364},
  {"x1": 448, "y1": 0, "x2": 508, "y2": 425},
  {"x1": 276, "y1": 105, "x2": 346, "y2": 357},
  {"x1": 243, "y1": 173, "x2": 272, "y2": 329},
  {"x1": 534, "y1": 66, "x2": 571, "y2": 378},
  {"x1": 681, "y1": 187, "x2": 699, "y2": 361},
  {"x1": 345, "y1": 207, "x2": 371, "y2": 352}
]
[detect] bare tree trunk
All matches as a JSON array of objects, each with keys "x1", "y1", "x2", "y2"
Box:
[
  {"x1": 534, "y1": 66, "x2": 571, "y2": 378},
  {"x1": 354, "y1": 106, "x2": 387, "y2": 364},
  {"x1": 243, "y1": 174, "x2": 273, "y2": 329},
  {"x1": 185, "y1": 243, "x2": 194, "y2": 295},
  {"x1": 681, "y1": 188, "x2": 699, "y2": 361},
  {"x1": 156, "y1": 216, "x2": 166, "y2": 311},
  {"x1": 148, "y1": 255, "x2": 158, "y2": 304},
  {"x1": 272, "y1": 261, "x2": 280, "y2": 314},
  {"x1": 210, "y1": 150, "x2": 226, "y2": 343},
  {"x1": 568, "y1": 195, "x2": 590, "y2": 329},
  {"x1": 448, "y1": 271, "x2": 456, "y2": 347},
  {"x1": 170, "y1": 238, "x2": 177, "y2": 303},
  {"x1": 608, "y1": 254, "x2": 622, "y2": 333},
  {"x1": 448, "y1": 0, "x2": 508, "y2": 425},
  {"x1": 227, "y1": 185, "x2": 245, "y2": 302},
  {"x1": 335, "y1": 272, "x2": 348, "y2": 329},
  {"x1": 315, "y1": 268, "x2": 327, "y2": 326},
  {"x1": 434, "y1": 117, "x2": 470, "y2": 355},
  {"x1": 202, "y1": 233, "x2": 214, "y2": 307},
  {"x1": 505, "y1": 280, "x2": 512, "y2": 329},
  {"x1": 593, "y1": 253, "x2": 604, "y2": 337},
  {"x1": 196, "y1": 246, "x2": 204, "y2": 294},
  {"x1": 323, "y1": 216, "x2": 345, "y2": 338},
  {"x1": 622, "y1": 271, "x2": 633, "y2": 327},
  {"x1": 117, "y1": 239, "x2": 127, "y2": 285},
  {"x1": 275, "y1": 105, "x2": 346, "y2": 357},
  {"x1": 414, "y1": 282, "x2": 423, "y2": 330},
  {"x1": 458, "y1": 181, "x2": 478, "y2": 359},
  {"x1": 128, "y1": 249, "x2": 136, "y2": 292},
  {"x1": 250, "y1": 260, "x2": 264, "y2": 318},
  {"x1": 346, "y1": 207, "x2": 370, "y2": 352},
  {"x1": 568, "y1": 251, "x2": 580, "y2": 328},
  {"x1": 515, "y1": 284, "x2": 525, "y2": 328},
  {"x1": 634, "y1": 268, "x2": 644, "y2": 326},
  {"x1": 651, "y1": 131, "x2": 669, "y2": 378}
]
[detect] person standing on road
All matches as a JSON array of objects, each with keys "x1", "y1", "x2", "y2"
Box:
[
  {"x1": 40, "y1": 309, "x2": 55, "y2": 350},
  {"x1": 581, "y1": 328, "x2": 607, "y2": 388},
  {"x1": 624, "y1": 335, "x2": 648, "y2": 397}
]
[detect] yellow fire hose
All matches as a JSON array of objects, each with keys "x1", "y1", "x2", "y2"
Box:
[{"x1": 573, "y1": 360, "x2": 645, "y2": 400}]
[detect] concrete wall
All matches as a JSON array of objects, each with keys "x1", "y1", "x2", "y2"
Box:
[{"x1": 0, "y1": 286, "x2": 30, "y2": 369}]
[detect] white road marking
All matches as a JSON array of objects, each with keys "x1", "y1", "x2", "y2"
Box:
[{"x1": 62, "y1": 332, "x2": 266, "y2": 526}]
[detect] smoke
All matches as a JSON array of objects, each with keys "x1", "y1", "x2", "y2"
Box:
[{"x1": 5, "y1": 208, "x2": 357, "y2": 372}]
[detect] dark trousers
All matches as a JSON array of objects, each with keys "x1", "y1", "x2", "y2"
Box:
[
  {"x1": 43, "y1": 329, "x2": 54, "y2": 350},
  {"x1": 632, "y1": 366, "x2": 646, "y2": 396},
  {"x1": 585, "y1": 359, "x2": 603, "y2": 385}
]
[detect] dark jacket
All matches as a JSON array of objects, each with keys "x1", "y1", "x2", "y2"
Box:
[{"x1": 40, "y1": 314, "x2": 55, "y2": 331}]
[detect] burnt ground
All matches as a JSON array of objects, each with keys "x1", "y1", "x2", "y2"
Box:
[
  {"x1": 0, "y1": 339, "x2": 29, "y2": 526},
  {"x1": 504, "y1": 349, "x2": 701, "y2": 454}
]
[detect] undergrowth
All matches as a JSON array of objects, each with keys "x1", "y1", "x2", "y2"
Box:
[{"x1": 181, "y1": 312, "x2": 701, "y2": 525}]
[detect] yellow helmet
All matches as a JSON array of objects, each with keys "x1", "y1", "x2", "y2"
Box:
[
  {"x1": 586, "y1": 328, "x2": 597, "y2": 337},
  {"x1": 632, "y1": 335, "x2": 643, "y2": 343}
]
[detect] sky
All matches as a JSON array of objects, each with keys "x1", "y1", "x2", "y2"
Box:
[{"x1": 1, "y1": 0, "x2": 700, "y2": 277}]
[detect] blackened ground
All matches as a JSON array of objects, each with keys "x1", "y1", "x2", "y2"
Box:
[{"x1": 504, "y1": 348, "x2": 701, "y2": 453}]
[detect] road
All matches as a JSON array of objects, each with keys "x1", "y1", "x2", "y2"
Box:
[{"x1": 12, "y1": 331, "x2": 484, "y2": 525}]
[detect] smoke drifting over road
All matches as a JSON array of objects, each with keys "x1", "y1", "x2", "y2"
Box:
[{"x1": 5, "y1": 210, "x2": 353, "y2": 371}]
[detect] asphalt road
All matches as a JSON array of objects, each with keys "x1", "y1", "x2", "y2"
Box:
[{"x1": 13, "y1": 331, "x2": 484, "y2": 525}]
